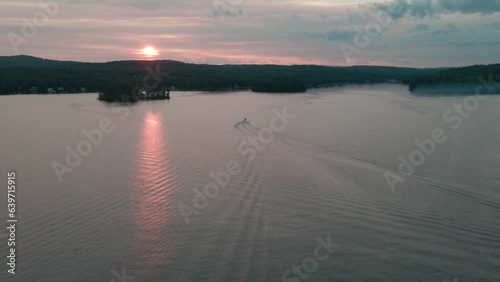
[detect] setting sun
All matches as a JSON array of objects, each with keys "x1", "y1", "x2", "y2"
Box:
[{"x1": 140, "y1": 46, "x2": 159, "y2": 58}]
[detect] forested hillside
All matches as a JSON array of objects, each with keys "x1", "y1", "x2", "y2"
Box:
[
  {"x1": 408, "y1": 64, "x2": 500, "y2": 94},
  {"x1": 0, "y1": 55, "x2": 436, "y2": 95}
]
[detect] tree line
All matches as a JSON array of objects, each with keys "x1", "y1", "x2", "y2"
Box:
[{"x1": 1, "y1": 55, "x2": 498, "y2": 96}]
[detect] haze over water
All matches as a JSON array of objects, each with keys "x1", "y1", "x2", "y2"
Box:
[{"x1": 0, "y1": 84, "x2": 499, "y2": 281}]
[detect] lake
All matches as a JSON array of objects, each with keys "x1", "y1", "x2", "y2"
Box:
[{"x1": 0, "y1": 84, "x2": 499, "y2": 281}]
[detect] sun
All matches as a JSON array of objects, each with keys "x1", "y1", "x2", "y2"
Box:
[{"x1": 140, "y1": 46, "x2": 159, "y2": 58}]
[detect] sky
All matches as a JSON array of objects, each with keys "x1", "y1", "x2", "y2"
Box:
[{"x1": 1, "y1": 0, "x2": 499, "y2": 67}]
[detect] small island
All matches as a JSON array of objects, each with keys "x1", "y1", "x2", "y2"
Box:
[{"x1": 98, "y1": 84, "x2": 171, "y2": 103}]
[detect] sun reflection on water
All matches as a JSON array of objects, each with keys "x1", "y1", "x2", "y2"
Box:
[{"x1": 131, "y1": 112, "x2": 175, "y2": 278}]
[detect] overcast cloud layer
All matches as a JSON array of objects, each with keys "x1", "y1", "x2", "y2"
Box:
[
  {"x1": 369, "y1": 0, "x2": 500, "y2": 19},
  {"x1": 1, "y1": 0, "x2": 499, "y2": 67}
]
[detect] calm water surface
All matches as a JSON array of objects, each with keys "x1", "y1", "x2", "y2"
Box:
[{"x1": 0, "y1": 84, "x2": 499, "y2": 281}]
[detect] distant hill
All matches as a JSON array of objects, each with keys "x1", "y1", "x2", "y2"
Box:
[
  {"x1": 408, "y1": 64, "x2": 500, "y2": 94},
  {"x1": 1, "y1": 55, "x2": 495, "y2": 96},
  {"x1": 0, "y1": 55, "x2": 79, "y2": 68}
]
